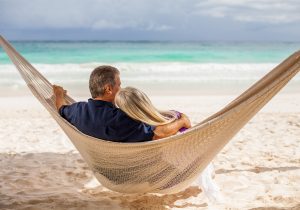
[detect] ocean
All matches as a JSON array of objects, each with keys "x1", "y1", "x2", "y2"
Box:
[
  {"x1": 1, "y1": 41, "x2": 300, "y2": 64},
  {"x1": 0, "y1": 41, "x2": 299, "y2": 96}
]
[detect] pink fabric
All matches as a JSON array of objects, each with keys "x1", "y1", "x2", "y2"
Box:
[{"x1": 172, "y1": 110, "x2": 188, "y2": 133}]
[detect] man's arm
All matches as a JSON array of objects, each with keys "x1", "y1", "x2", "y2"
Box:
[
  {"x1": 53, "y1": 85, "x2": 67, "y2": 111},
  {"x1": 152, "y1": 114, "x2": 191, "y2": 140}
]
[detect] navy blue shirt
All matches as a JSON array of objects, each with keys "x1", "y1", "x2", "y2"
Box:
[{"x1": 59, "y1": 99, "x2": 155, "y2": 142}]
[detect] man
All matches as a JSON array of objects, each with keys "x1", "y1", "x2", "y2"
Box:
[{"x1": 53, "y1": 65, "x2": 190, "y2": 142}]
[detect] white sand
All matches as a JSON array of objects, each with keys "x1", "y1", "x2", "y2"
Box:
[{"x1": 0, "y1": 92, "x2": 299, "y2": 209}]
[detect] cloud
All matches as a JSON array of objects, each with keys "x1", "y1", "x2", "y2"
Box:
[
  {"x1": 145, "y1": 24, "x2": 172, "y2": 31},
  {"x1": 2, "y1": 0, "x2": 299, "y2": 30},
  {"x1": 0, "y1": 0, "x2": 299, "y2": 40},
  {"x1": 91, "y1": 20, "x2": 137, "y2": 30},
  {"x1": 91, "y1": 20, "x2": 172, "y2": 31},
  {"x1": 0, "y1": 0, "x2": 176, "y2": 31},
  {"x1": 195, "y1": 0, "x2": 300, "y2": 24}
]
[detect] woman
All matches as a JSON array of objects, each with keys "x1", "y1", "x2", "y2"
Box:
[
  {"x1": 115, "y1": 86, "x2": 188, "y2": 134},
  {"x1": 114, "y1": 86, "x2": 222, "y2": 203}
]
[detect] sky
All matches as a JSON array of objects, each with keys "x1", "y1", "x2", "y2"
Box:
[{"x1": 0, "y1": 0, "x2": 300, "y2": 41}]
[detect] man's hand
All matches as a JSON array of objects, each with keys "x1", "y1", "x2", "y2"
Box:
[
  {"x1": 53, "y1": 85, "x2": 67, "y2": 111},
  {"x1": 53, "y1": 85, "x2": 67, "y2": 97}
]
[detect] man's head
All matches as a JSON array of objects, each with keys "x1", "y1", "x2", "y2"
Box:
[{"x1": 89, "y1": 65, "x2": 121, "y2": 102}]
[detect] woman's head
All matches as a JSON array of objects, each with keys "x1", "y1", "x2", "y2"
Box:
[{"x1": 115, "y1": 87, "x2": 176, "y2": 126}]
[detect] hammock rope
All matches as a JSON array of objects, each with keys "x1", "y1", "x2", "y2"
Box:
[{"x1": 1, "y1": 35, "x2": 299, "y2": 194}]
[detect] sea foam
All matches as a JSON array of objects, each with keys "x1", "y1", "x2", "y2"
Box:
[{"x1": 0, "y1": 62, "x2": 299, "y2": 95}]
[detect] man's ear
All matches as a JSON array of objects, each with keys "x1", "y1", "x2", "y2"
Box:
[{"x1": 104, "y1": 84, "x2": 113, "y2": 95}]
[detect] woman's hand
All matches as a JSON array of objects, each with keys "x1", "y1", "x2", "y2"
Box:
[{"x1": 180, "y1": 113, "x2": 191, "y2": 128}]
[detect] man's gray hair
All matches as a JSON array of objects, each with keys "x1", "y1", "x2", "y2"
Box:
[{"x1": 89, "y1": 65, "x2": 120, "y2": 98}]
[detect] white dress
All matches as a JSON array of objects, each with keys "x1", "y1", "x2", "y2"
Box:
[{"x1": 194, "y1": 163, "x2": 223, "y2": 203}]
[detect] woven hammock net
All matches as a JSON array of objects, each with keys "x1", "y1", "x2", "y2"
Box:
[{"x1": 1, "y1": 35, "x2": 299, "y2": 194}]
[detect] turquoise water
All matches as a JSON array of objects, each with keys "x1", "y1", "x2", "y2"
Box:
[{"x1": 1, "y1": 41, "x2": 300, "y2": 64}]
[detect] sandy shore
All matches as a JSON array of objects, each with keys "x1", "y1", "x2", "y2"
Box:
[{"x1": 0, "y1": 92, "x2": 299, "y2": 209}]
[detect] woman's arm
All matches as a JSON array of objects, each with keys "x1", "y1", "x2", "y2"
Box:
[{"x1": 152, "y1": 114, "x2": 191, "y2": 140}]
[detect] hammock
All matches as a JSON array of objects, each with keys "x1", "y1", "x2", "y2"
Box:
[{"x1": 1, "y1": 35, "x2": 299, "y2": 194}]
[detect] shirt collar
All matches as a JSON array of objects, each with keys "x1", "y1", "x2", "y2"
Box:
[{"x1": 88, "y1": 98, "x2": 115, "y2": 108}]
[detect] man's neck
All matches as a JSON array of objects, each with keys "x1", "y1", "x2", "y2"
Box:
[{"x1": 93, "y1": 97, "x2": 113, "y2": 103}]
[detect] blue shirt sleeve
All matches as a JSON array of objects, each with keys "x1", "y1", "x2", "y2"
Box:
[{"x1": 59, "y1": 103, "x2": 80, "y2": 125}]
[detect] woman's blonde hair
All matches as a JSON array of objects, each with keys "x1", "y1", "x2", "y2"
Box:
[{"x1": 115, "y1": 87, "x2": 177, "y2": 126}]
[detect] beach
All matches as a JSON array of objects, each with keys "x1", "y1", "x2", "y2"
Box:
[
  {"x1": 0, "y1": 41, "x2": 300, "y2": 209},
  {"x1": 0, "y1": 90, "x2": 299, "y2": 209}
]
